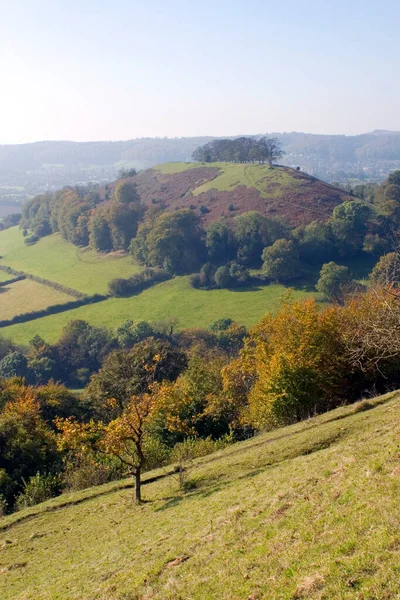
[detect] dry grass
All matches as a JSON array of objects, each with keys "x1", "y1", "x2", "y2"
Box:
[
  {"x1": 0, "y1": 279, "x2": 72, "y2": 320},
  {"x1": 1, "y1": 392, "x2": 400, "y2": 599}
]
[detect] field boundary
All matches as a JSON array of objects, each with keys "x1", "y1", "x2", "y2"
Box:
[
  {"x1": 0, "y1": 292, "x2": 108, "y2": 328},
  {"x1": 0, "y1": 265, "x2": 85, "y2": 299}
]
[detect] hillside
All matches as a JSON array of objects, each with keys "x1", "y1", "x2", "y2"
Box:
[
  {"x1": 1, "y1": 391, "x2": 400, "y2": 599},
  {"x1": 0, "y1": 226, "x2": 317, "y2": 345},
  {"x1": 2, "y1": 131, "x2": 400, "y2": 207},
  {"x1": 128, "y1": 162, "x2": 352, "y2": 227}
]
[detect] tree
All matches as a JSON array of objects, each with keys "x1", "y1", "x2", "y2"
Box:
[
  {"x1": 55, "y1": 320, "x2": 116, "y2": 384},
  {"x1": 114, "y1": 181, "x2": 140, "y2": 204},
  {"x1": 131, "y1": 210, "x2": 206, "y2": 274},
  {"x1": 262, "y1": 239, "x2": 301, "y2": 282},
  {"x1": 206, "y1": 220, "x2": 237, "y2": 263},
  {"x1": 103, "y1": 388, "x2": 158, "y2": 503},
  {"x1": 316, "y1": 262, "x2": 351, "y2": 304},
  {"x1": 330, "y1": 201, "x2": 371, "y2": 256},
  {"x1": 370, "y1": 252, "x2": 400, "y2": 287},
  {"x1": 234, "y1": 212, "x2": 287, "y2": 265},
  {"x1": 214, "y1": 265, "x2": 232, "y2": 288},
  {"x1": 89, "y1": 208, "x2": 112, "y2": 252},
  {"x1": 296, "y1": 221, "x2": 336, "y2": 264},
  {"x1": 222, "y1": 298, "x2": 351, "y2": 429},
  {"x1": 0, "y1": 389, "x2": 59, "y2": 508},
  {"x1": 84, "y1": 339, "x2": 187, "y2": 421},
  {"x1": 0, "y1": 352, "x2": 30, "y2": 380}
]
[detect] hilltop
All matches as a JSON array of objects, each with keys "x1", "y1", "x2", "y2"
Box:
[
  {"x1": 131, "y1": 162, "x2": 352, "y2": 227},
  {"x1": 2, "y1": 130, "x2": 400, "y2": 208},
  {"x1": 1, "y1": 391, "x2": 399, "y2": 599}
]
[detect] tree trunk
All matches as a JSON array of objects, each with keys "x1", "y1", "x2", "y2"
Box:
[{"x1": 134, "y1": 467, "x2": 141, "y2": 503}]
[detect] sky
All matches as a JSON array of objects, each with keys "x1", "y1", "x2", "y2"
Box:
[{"x1": 0, "y1": 0, "x2": 399, "y2": 144}]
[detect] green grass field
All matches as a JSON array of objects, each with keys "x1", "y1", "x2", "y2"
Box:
[
  {"x1": 0, "y1": 228, "x2": 140, "y2": 295},
  {"x1": 1, "y1": 277, "x2": 318, "y2": 345},
  {"x1": 0, "y1": 271, "x2": 12, "y2": 282},
  {"x1": 1, "y1": 392, "x2": 399, "y2": 599},
  {"x1": 0, "y1": 279, "x2": 71, "y2": 321}
]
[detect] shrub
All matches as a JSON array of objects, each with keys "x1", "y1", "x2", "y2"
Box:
[
  {"x1": 24, "y1": 234, "x2": 39, "y2": 246},
  {"x1": 108, "y1": 268, "x2": 170, "y2": 297},
  {"x1": 15, "y1": 473, "x2": 63, "y2": 509}
]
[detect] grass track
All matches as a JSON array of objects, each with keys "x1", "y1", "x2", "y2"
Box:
[{"x1": 1, "y1": 392, "x2": 400, "y2": 599}]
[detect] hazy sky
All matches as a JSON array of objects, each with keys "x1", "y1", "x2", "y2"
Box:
[{"x1": 0, "y1": 0, "x2": 399, "y2": 144}]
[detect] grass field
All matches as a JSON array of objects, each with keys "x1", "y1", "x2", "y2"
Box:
[
  {"x1": 1, "y1": 391, "x2": 399, "y2": 599},
  {"x1": 0, "y1": 228, "x2": 140, "y2": 295},
  {"x1": 1, "y1": 277, "x2": 319, "y2": 345},
  {"x1": 154, "y1": 162, "x2": 298, "y2": 197},
  {"x1": 0, "y1": 279, "x2": 72, "y2": 321},
  {"x1": 0, "y1": 271, "x2": 12, "y2": 282}
]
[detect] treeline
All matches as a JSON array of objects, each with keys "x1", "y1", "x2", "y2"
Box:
[
  {"x1": 2, "y1": 278, "x2": 400, "y2": 510},
  {"x1": 192, "y1": 136, "x2": 284, "y2": 165},
  {"x1": 0, "y1": 213, "x2": 21, "y2": 231},
  {"x1": 21, "y1": 179, "x2": 143, "y2": 253},
  {"x1": 18, "y1": 165, "x2": 400, "y2": 295}
]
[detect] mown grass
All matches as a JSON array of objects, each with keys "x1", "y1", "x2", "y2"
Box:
[
  {"x1": 1, "y1": 277, "x2": 318, "y2": 345},
  {"x1": 0, "y1": 279, "x2": 71, "y2": 321},
  {"x1": 1, "y1": 392, "x2": 400, "y2": 599},
  {"x1": 0, "y1": 228, "x2": 140, "y2": 295}
]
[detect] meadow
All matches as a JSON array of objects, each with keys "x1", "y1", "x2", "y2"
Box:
[
  {"x1": 0, "y1": 227, "x2": 140, "y2": 295},
  {"x1": 1, "y1": 391, "x2": 399, "y2": 599},
  {"x1": 0, "y1": 279, "x2": 71, "y2": 321},
  {"x1": 0, "y1": 276, "x2": 318, "y2": 345}
]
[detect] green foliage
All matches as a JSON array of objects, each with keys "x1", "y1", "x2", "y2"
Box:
[
  {"x1": 192, "y1": 136, "x2": 284, "y2": 165},
  {"x1": 214, "y1": 265, "x2": 232, "y2": 288},
  {"x1": 316, "y1": 262, "x2": 351, "y2": 303},
  {"x1": 262, "y1": 239, "x2": 301, "y2": 282},
  {"x1": 15, "y1": 473, "x2": 63, "y2": 510},
  {"x1": 234, "y1": 211, "x2": 286, "y2": 265},
  {"x1": 85, "y1": 339, "x2": 187, "y2": 420},
  {"x1": 296, "y1": 221, "x2": 336, "y2": 264},
  {"x1": 0, "y1": 352, "x2": 29, "y2": 379},
  {"x1": 113, "y1": 181, "x2": 139, "y2": 204},
  {"x1": 108, "y1": 268, "x2": 170, "y2": 297},
  {"x1": 131, "y1": 210, "x2": 206, "y2": 274},
  {"x1": 205, "y1": 219, "x2": 237, "y2": 263}
]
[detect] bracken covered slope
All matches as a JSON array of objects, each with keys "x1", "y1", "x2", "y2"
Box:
[
  {"x1": 128, "y1": 162, "x2": 354, "y2": 227},
  {"x1": 1, "y1": 392, "x2": 400, "y2": 599}
]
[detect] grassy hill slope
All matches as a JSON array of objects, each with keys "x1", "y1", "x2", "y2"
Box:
[
  {"x1": 0, "y1": 276, "x2": 317, "y2": 345},
  {"x1": 0, "y1": 227, "x2": 140, "y2": 295},
  {"x1": 134, "y1": 162, "x2": 353, "y2": 226},
  {"x1": 1, "y1": 392, "x2": 400, "y2": 599}
]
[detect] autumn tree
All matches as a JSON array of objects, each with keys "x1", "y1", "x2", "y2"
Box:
[
  {"x1": 222, "y1": 298, "x2": 352, "y2": 429},
  {"x1": 370, "y1": 252, "x2": 400, "y2": 287},
  {"x1": 103, "y1": 389, "x2": 159, "y2": 503}
]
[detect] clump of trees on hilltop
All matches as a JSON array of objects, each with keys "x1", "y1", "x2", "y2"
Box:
[{"x1": 192, "y1": 136, "x2": 284, "y2": 165}]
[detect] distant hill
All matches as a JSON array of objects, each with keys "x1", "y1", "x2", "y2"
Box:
[
  {"x1": 2, "y1": 130, "x2": 400, "y2": 206},
  {"x1": 1, "y1": 391, "x2": 399, "y2": 599}
]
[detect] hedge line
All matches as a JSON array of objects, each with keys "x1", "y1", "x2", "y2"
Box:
[
  {"x1": 0, "y1": 265, "x2": 85, "y2": 299},
  {"x1": 0, "y1": 294, "x2": 108, "y2": 328},
  {"x1": 0, "y1": 275, "x2": 26, "y2": 287},
  {"x1": 108, "y1": 268, "x2": 171, "y2": 297}
]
